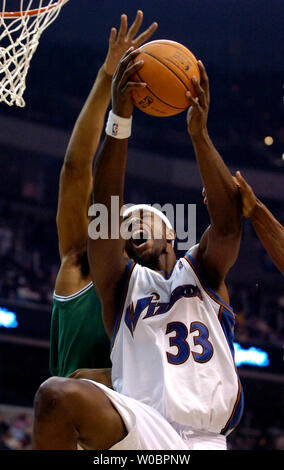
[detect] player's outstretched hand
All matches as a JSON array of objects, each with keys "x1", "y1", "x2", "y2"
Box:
[
  {"x1": 235, "y1": 171, "x2": 257, "y2": 218},
  {"x1": 111, "y1": 48, "x2": 146, "y2": 118},
  {"x1": 186, "y1": 60, "x2": 210, "y2": 138},
  {"x1": 103, "y1": 10, "x2": 158, "y2": 76}
]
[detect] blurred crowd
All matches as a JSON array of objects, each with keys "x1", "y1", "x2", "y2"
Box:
[
  {"x1": 0, "y1": 406, "x2": 283, "y2": 450},
  {"x1": 230, "y1": 280, "x2": 284, "y2": 348},
  {"x1": 0, "y1": 216, "x2": 57, "y2": 305},
  {"x1": 0, "y1": 410, "x2": 32, "y2": 450},
  {"x1": 228, "y1": 414, "x2": 284, "y2": 450}
]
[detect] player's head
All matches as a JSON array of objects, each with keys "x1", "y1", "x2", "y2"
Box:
[{"x1": 122, "y1": 204, "x2": 176, "y2": 269}]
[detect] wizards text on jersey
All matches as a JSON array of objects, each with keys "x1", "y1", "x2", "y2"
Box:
[{"x1": 125, "y1": 284, "x2": 203, "y2": 336}]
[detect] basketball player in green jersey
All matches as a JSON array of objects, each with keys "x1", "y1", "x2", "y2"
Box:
[{"x1": 49, "y1": 11, "x2": 158, "y2": 379}]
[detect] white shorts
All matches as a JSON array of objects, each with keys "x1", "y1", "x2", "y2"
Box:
[{"x1": 81, "y1": 379, "x2": 227, "y2": 451}]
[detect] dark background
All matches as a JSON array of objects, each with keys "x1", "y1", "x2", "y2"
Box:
[{"x1": 0, "y1": 0, "x2": 283, "y2": 451}]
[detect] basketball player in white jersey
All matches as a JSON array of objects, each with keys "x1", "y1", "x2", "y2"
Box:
[{"x1": 32, "y1": 48, "x2": 244, "y2": 450}]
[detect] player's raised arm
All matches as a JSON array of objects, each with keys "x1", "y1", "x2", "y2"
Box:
[
  {"x1": 186, "y1": 61, "x2": 242, "y2": 296},
  {"x1": 56, "y1": 11, "x2": 158, "y2": 259},
  {"x1": 56, "y1": 68, "x2": 111, "y2": 261},
  {"x1": 236, "y1": 171, "x2": 284, "y2": 275},
  {"x1": 88, "y1": 49, "x2": 147, "y2": 336}
]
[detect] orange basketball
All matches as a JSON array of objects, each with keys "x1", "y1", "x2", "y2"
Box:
[{"x1": 131, "y1": 40, "x2": 200, "y2": 117}]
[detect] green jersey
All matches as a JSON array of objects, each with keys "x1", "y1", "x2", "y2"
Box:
[{"x1": 49, "y1": 282, "x2": 111, "y2": 377}]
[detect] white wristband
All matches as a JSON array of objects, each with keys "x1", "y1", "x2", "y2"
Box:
[{"x1": 105, "y1": 110, "x2": 132, "y2": 139}]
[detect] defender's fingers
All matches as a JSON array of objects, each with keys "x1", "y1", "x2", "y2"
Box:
[
  {"x1": 234, "y1": 172, "x2": 241, "y2": 188},
  {"x1": 126, "y1": 10, "x2": 144, "y2": 41},
  {"x1": 109, "y1": 27, "x2": 117, "y2": 45},
  {"x1": 68, "y1": 371, "x2": 77, "y2": 378},
  {"x1": 117, "y1": 14, "x2": 128, "y2": 42},
  {"x1": 133, "y1": 22, "x2": 159, "y2": 47},
  {"x1": 235, "y1": 171, "x2": 246, "y2": 187},
  {"x1": 235, "y1": 171, "x2": 252, "y2": 193}
]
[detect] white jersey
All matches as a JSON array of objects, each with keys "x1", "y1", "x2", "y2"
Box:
[{"x1": 111, "y1": 251, "x2": 244, "y2": 436}]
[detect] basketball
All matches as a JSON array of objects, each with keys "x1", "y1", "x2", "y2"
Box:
[{"x1": 131, "y1": 40, "x2": 200, "y2": 117}]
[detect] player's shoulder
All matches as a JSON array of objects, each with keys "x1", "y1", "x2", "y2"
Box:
[
  {"x1": 179, "y1": 243, "x2": 200, "y2": 271},
  {"x1": 182, "y1": 244, "x2": 231, "y2": 307}
]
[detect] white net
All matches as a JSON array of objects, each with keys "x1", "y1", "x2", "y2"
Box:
[{"x1": 0, "y1": 0, "x2": 69, "y2": 107}]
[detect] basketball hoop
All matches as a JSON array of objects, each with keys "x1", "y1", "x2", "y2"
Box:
[{"x1": 0, "y1": 1, "x2": 70, "y2": 107}]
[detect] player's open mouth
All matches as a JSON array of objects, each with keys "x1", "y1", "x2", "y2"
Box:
[{"x1": 132, "y1": 229, "x2": 151, "y2": 248}]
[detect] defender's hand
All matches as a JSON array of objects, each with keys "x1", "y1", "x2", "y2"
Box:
[
  {"x1": 68, "y1": 368, "x2": 112, "y2": 388},
  {"x1": 111, "y1": 48, "x2": 146, "y2": 118},
  {"x1": 103, "y1": 10, "x2": 158, "y2": 77},
  {"x1": 186, "y1": 60, "x2": 210, "y2": 138},
  {"x1": 235, "y1": 171, "x2": 257, "y2": 218},
  {"x1": 202, "y1": 175, "x2": 239, "y2": 207}
]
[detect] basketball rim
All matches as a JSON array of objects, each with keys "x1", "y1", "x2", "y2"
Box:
[{"x1": 0, "y1": 0, "x2": 69, "y2": 18}]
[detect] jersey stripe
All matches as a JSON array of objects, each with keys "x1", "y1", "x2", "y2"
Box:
[
  {"x1": 53, "y1": 281, "x2": 94, "y2": 302},
  {"x1": 218, "y1": 305, "x2": 224, "y2": 322},
  {"x1": 218, "y1": 305, "x2": 236, "y2": 359},
  {"x1": 184, "y1": 253, "x2": 235, "y2": 318},
  {"x1": 221, "y1": 375, "x2": 244, "y2": 435},
  {"x1": 110, "y1": 259, "x2": 136, "y2": 351}
]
